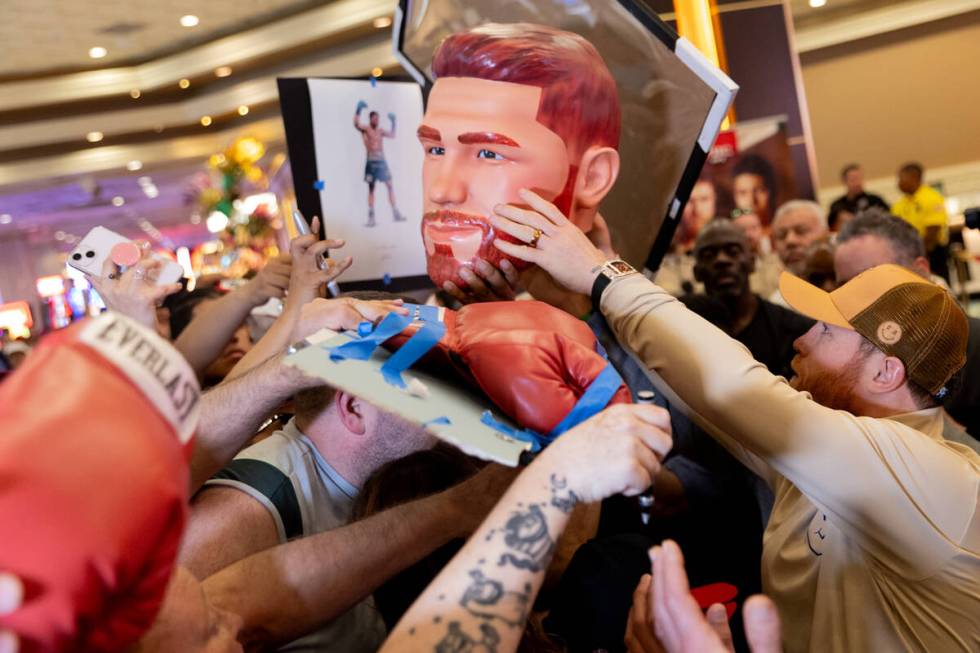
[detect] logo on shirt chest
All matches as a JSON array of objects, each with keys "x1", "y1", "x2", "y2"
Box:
[{"x1": 806, "y1": 512, "x2": 830, "y2": 557}]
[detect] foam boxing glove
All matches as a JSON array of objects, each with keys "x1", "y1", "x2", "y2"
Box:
[
  {"x1": 0, "y1": 312, "x2": 200, "y2": 652},
  {"x1": 385, "y1": 301, "x2": 632, "y2": 438}
]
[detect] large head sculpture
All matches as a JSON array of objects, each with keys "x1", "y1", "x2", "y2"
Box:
[{"x1": 418, "y1": 23, "x2": 621, "y2": 287}]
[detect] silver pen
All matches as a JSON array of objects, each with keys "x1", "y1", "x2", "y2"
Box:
[
  {"x1": 292, "y1": 209, "x2": 341, "y2": 297},
  {"x1": 636, "y1": 389, "x2": 656, "y2": 525}
]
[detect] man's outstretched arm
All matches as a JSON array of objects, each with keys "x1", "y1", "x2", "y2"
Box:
[
  {"x1": 202, "y1": 464, "x2": 517, "y2": 650},
  {"x1": 192, "y1": 355, "x2": 320, "y2": 492}
]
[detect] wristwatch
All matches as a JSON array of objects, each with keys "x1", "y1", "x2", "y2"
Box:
[{"x1": 590, "y1": 259, "x2": 638, "y2": 312}]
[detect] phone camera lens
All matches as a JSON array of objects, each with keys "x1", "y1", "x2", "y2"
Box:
[
  {"x1": 72, "y1": 253, "x2": 82, "y2": 260},
  {"x1": 85, "y1": 251, "x2": 95, "y2": 258}
]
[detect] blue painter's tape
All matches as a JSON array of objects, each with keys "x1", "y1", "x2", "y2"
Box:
[
  {"x1": 370, "y1": 76, "x2": 377, "y2": 87},
  {"x1": 328, "y1": 311, "x2": 411, "y2": 362},
  {"x1": 380, "y1": 318, "x2": 445, "y2": 388},
  {"x1": 480, "y1": 411, "x2": 547, "y2": 453},
  {"x1": 313, "y1": 180, "x2": 325, "y2": 190},
  {"x1": 423, "y1": 416, "x2": 452, "y2": 428},
  {"x1": 383, "y1": 273, "x2": 391, "y2": 286},
  {"x1": 549, "y1": 361, "x2": 624, "y2": 436},
  {"x1": 357, "y1": 321, "x2": 375, "y2": 337}
]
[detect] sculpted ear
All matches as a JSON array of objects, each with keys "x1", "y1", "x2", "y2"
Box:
[{"x1": 574, "y1": 146, "x2": 620, "y2": 211}]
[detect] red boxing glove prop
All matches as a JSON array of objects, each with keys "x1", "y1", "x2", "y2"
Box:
[
  {"x1": 387, "y1": 301, "x2": 631, "y2": 435},
  {"x1": 0, "y1": 312, "x2": 200, "y2": 652}
]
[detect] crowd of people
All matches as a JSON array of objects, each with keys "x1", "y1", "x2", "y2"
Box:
[{"x1": 1, "y1": 22, "x2": 978, "y2": 653}]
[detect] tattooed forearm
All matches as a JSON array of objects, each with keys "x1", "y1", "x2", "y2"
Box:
[
  {"x1": 549, "y1": 474, "x2": 579, "y2": 514},
  {"x1": 499, "y1": 504, "x2": 555, "y2": 572},
  {"x1": 381, "y1": 463, "x2": 577, "y2": 653},
  {"x1": 460, "y1": 569, "x2": 531, "y2": 627},
  {"x1": 434, "y1": 620, "x2": 500, "y2": 652}
]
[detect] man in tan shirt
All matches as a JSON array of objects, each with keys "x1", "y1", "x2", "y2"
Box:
[{"x1": 491, "y1": 190, "x2": 980, "y2": 652}]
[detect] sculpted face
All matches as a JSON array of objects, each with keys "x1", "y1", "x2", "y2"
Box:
[{"x1": 419, "y1": 77, "x2": 571, "y2": 287}]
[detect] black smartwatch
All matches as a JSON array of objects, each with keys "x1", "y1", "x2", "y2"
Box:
[{"x1": 590, "y1": 259, "x2": 638, "y2": 312}]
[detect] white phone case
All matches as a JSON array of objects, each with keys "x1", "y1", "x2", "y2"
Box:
[
  {"x1": 69, "y1": 226, "x2": 183, "y2": 286},
  {"x1": 68, "y1": 226, "x2": 130, "y2": 277}
]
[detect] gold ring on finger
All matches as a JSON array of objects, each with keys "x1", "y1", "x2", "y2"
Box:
[{"x1": 529, "y1": 228, "x2": 543, "y2": 248}]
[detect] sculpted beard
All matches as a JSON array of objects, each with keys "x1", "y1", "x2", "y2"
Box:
[
  {"x1": 421, "y1": 166, "x2": 578, "y2": 288},
  {"x1": 421, "y1": 210, "x2": 531, "y2": 288}
]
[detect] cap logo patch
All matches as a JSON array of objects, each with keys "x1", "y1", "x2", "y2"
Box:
[{"x1": 877, "y1": 320, "x2": 902, "y2": 345}]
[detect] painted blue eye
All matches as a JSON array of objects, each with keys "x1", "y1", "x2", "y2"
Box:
[
  {"x1": 427, "y1": 146, "x2": 445, "y2": 156},
  {"x1": 477, "y1": 149, "x2": 505, "y2": 161}
]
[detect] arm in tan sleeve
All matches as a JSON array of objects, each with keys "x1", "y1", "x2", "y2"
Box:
[{"x1": 601, "y1": 274, "x2": 978, "y2": 574}]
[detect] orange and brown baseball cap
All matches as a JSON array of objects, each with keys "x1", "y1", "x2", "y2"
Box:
[{"x1": 779, "y1": 263, "x2": 968, "y2": 396}]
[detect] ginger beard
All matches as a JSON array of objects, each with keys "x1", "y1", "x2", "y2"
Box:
[{"x1": 418, "y1": 77, "x2": 574, "y2": 288}]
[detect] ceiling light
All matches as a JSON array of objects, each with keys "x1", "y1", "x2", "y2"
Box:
[
  {"x1": 0, "y1": 214, "x2": 11, "y2": 225},
  {"x1": 179, "y1": 78, "x2": 190, "y2": 89},
  {"x1": 86, "y1": 131, "x2": 104, "y2": 143},
  {"x1": 54, "y1": 230, "x2": 66, "y2": 241},
  {"x1": 138, "y1": 176, "x2": 152, "y2": 186},
  {"x1": 127, "y1": 160, "x2": 143, "y2": 171},
  {"x1": 373, "y1": 16, "x2": 393, "y2": 29},
  {"x1": 190, "y1": 213, "x2": 202, "y2": 225},
  {"x1": 88, "y1": 46, "x2": 107, "y2": 59},
  {"x1": 200, "y1": 115, "x2": 212, "y2": 127},
  {"x1": 237, "y1": 105, "x2": 249, "y2": 116},
  {"x1": 111, "y1": 196, "x2": 125, "y2": 207},
  {"x1": 180, "y1": 15, "x2": 199, "y2": 27},
  {"x1": 214, "y1": 66, "x2": 232, "y2": 78},
  {"x1": 808, "y1": 0, "x2": 827, "y2": 6},
  {"x1": 129, "y1": 89, "x2": 141, "y2": 99},
  {"x1": 144, "y1": 185, "x2": 159, "y2": 199},
  {"x1": 371, "y1": 67, "x2": 384, "y2": 78}
]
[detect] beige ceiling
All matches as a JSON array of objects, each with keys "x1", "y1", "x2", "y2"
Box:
[{"x1": 0, "y1": 0, "x2": 323, "y2": 77}]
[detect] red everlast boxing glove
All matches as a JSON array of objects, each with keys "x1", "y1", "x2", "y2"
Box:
[
  {"x1": 386, "y1": 301, "x2": 631, "y2": 436},
  {"x1": 0, "y1": 312, "x2": 199, "y2": 652}
]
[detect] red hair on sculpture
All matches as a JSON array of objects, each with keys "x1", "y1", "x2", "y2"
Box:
[{"x1": 431, "y1": 23, "x2": 621, "y2": 161}]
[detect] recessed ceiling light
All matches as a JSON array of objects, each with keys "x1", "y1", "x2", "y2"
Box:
[
  {"x1": 200, "y1": 115, "x2": 212, "y2": 127},
  {"x1": 237, "y1": 105, "x2": 249, "y2": 116},
  {"x1": 214, "y1": 66, "x2": 232, "y2": 78},
  {"x1": 54, "y1": 230, "x2": 66, "y2": 241},
  {"x1": 111, "y1": 196, "x2": 125, "y2": 207},
  {"x1": 373, "y1": 16, "x2": 393, "y2": 29},
  {"x1": 86, "y1": 131, "x2": 104, "y2": 143},
  {"x1": 127, "y1": 160, "x2": 143, "y2": 171},
  {"x1": 138, "y1": 176, "x2": 152, "y2": 186},
  {"x1": 371, "y1": 67, "x2": 384, "y2": 78},
  {"x1": 180, "y1": 15, "x2": 199, "y2": 27},
  {"x1": 809, "y1": 0, "x2": 827, "y2": 6},
  {"x1": 88, "y1": 46, "x2": 107, "y2": 59},
  {"x1": 179, "y1": 78, "x2": 190, "y2": 89},
  {"x1": 0, "y1": 214, "x2": 12, "y2": 225},
  {"x1": 130, "y1": 89, "x2": 141, "y2": 99}
]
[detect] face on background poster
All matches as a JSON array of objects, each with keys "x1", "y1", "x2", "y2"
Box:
[
  {"x1": 394, "y1": 0, "x2": 734, "y2": 272},
  {"x1": 676, "y1": 117, "x2": 798, "y2": 251},
  {"x1": 307, "y1": 78, "x2": 427, "y2": 283}
]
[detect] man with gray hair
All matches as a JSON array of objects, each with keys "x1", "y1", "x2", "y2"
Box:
[
  {"x1": 835, "y1": 209, "x2": 980, "y2": 441},
  {"x1": 771, "y1": 200, "x2": 829, "y2": 276}
]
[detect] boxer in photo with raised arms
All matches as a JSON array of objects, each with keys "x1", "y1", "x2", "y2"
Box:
[{"x1": 353, "y1": 100, "x2": 406, "y2": 227}]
